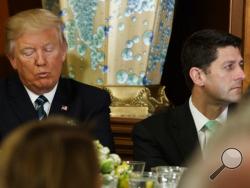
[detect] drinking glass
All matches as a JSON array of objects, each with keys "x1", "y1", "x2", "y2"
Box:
[
  {"x1": 117, "y1": 161, "x2": 145, "y2": 188},
  {"x1": 151, "y1": 166, "x2": 186, "y2": 188},
  {"x1": 129, "y1": 172, "x2": 157, "y2": 188},
  {"x1": 125, "y1": 161, "x2": 146, "y2": 178}
]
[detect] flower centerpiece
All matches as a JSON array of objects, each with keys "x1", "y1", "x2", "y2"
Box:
[{"x1": 94, "y1": 140, "x2": 132, "y2": 188}]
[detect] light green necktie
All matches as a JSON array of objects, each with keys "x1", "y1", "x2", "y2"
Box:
[
  {"x1": 205, "y1": 120, "x2": 220, "y2": 133},
  {"x1": 203, "y1": 120, "x2": 220, "y2": 149}
]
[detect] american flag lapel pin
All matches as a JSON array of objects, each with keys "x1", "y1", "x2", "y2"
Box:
[{"x1": 61, "y1": 105, "x2": 68, "y2": 111}]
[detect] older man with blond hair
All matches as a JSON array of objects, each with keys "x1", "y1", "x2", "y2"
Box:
[{"x1": 1, "y1": 9, "x2": 114, "y2": 151}]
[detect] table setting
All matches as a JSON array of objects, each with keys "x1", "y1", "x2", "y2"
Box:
[{"x1": 95, "y1": 140, "x2": 186, "y2": 188}]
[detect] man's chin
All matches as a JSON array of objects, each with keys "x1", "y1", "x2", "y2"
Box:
[
  {"x1": 229, "y1": 95, "x2": 242, "y2": 103},
  {"x1": 34, "y1": 82, "x2": 56, "y2": 93}
]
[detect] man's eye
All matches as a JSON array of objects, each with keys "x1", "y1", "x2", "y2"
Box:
[
  {"x1": 22, "y1": 50, "x2": 34, "y2": 56},
  {"x1": 224, "y1": 64, "x2": 233, "y2": 70},
  {"x1": 44, "y1": 48, "x2": 53, "y2": 52},
  {"x1": 44, "y1": 45, "x2": 54, "y2": 52},
  {"x1": 239, "y1": 61, "x2": 244, "y2": 68}
]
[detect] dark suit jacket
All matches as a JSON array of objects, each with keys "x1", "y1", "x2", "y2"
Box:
[
  {"x1": 133, "y1": 102, "x2": 236, "y2": 171},
  {"x1": 133, "y1": 102, "x2": 202, "y2": 171},
  {"x1": 0, "y1": 74, "x2": 114, "y2": 151}
]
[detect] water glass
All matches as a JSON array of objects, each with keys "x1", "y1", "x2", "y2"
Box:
[
  {"x1": 129, "y1": 172, "x2": 157, "y2": 188},
  {"x1": 151, "y1": 166, "x2": 186, "y2": 188},
  {"x1": 125, "y1": 161, "x2": 146, "y2": 178}
]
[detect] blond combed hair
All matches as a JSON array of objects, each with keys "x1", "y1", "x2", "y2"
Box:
[{"x1": 5, "y1": 8, "x2": 66, "y2": 56}]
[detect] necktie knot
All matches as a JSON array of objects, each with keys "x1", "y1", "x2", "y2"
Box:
[
  {"x1": 204, "y1": 120, "x2": 220, "y2": 133},
  {"x1": 35, "y1": 95, "x2": 48, "y2": 120},
  {"x1": 35, "y1": 95, "x2": 48, "y2": 106}
]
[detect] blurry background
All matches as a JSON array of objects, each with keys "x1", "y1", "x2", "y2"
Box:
[{"x1": 0, "y1": 0, "x2": 247, "y2": 105}]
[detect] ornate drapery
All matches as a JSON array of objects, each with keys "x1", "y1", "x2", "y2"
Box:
[{"x1": 42, "y1": 0, "x2": 175, "y2": 118}]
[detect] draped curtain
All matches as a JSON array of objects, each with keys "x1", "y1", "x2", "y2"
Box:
[{"x1": 42, "y1": 0, "x2": 175, "y2": 87}]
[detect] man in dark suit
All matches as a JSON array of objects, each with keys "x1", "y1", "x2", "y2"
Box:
[
  {"x1": 2, "y1": 9, "x2": 114, "y2": 151},
  {"x1": 133, "y1": 29, "x2": 245, "y2": 170}
]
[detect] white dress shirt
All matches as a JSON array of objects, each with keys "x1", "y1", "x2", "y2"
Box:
[
  {"x1": 25, "y1": 84, "x2": 58, "y2": 116},
  {"x1": 189, "y1": 97, "x2": 227, "y2": 151}
]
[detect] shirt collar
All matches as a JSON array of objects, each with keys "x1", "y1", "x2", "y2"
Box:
[
  {"x1": 189, "y1": 97, "x2": 228, "y2": 132},
  {"x1": 24, "y1": 83, "x2": 58, "y2": 105}
]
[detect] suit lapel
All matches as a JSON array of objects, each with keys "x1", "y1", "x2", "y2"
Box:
[
  {"x1": 7, "y1": 75, "x2": 37, "y2": 122},
  {"x1": 170, "y1": 102, "x2": 201, "y2": 163},
  {"x1": 49, "y1": 78, "x2": 71, "y2": 116}
]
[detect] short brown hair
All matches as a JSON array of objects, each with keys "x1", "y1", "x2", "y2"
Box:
[
  {"x1": 181, "y1": 29, "x2": 241, "y2": 90},
  {"x1": 0, "y1": 116, "x2": 100, "y2": 188}
]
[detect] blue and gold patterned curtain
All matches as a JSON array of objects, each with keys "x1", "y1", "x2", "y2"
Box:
[{"x1": 42, "y1": 0, "x2": 175, "y2": 86}]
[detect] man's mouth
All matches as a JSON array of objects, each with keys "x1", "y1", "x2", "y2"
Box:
[
  {"x1": 37, "y1": 72, "x2": 49, "y2": 78},
  {"x1": 231, "y1": 86, "x2": 242, "y2": 92}
]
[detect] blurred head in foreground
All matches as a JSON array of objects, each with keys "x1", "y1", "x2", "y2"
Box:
[
  {"x1": 0, "y1": 116, "x2": 100, "y2": 188},
  {"x1": 178, "y1": 100, "x2": 250, "y2": 188}
]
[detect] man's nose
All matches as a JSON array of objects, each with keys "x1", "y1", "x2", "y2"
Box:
[
  {"x1": 35, "y1": 51, "x2": 46, "y2": 66},
  {"x1": 236, "y1": 66, "x2": 245, "y2": 80}
]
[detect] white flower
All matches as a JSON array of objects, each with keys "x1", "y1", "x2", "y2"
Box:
[
  {"x1": 100, "y1": 146, "x2": 110, "y2": 156},
  {"x1": 109, "y1": 153, "x2": 121, "y2": 165},
  {"x1": 94, "y1": 140, "x2": 133, "y2": 187},
  {"x1": 94, "y1": 140, "x2": 122, "y2": 175}
]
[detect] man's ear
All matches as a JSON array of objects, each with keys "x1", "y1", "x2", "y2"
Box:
[
  {"x1": 7, "y1": 55, "x2": 17, "y2": 70},
  {"x1": 189, "y1": 67, "x2": 205, "y2": 86}
]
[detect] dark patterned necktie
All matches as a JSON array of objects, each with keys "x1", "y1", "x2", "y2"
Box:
[{"x1": 35, "y1": 95, "x2": 48, "y2": 120}]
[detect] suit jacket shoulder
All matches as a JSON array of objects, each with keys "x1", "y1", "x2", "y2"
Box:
[
  {"x1": 50, "y1": 77, "x2": 110, "y2": 117},
  {"x1": 133, "y1": 102, "x2": 200, "y2": 170},
  {"x1": 0, "y1": 74, "x2": 38, "y2": 139},
  {"x1": 58, "y1": 77, "x2": 110, "y2": 101}
]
